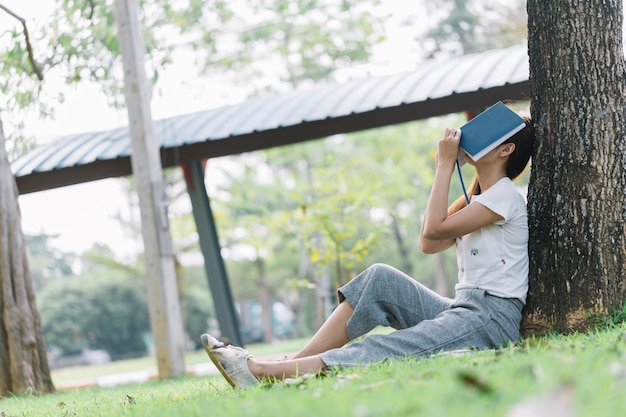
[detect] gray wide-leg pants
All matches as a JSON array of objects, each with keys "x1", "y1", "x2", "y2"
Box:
[{"x1": 319, "y1": 263, "x2": 523, "y2": 367}]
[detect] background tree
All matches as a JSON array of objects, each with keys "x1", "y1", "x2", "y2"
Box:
[
  {"x1": 37, "y1": 275, "x2": 150, "y2": 359},
  {"x1": 0, "y1": 118, "x2": 53, "y2": 395},
  {"x1": 24, "y1": 233, "x2": 77, "y2": 292},
  {"x1": 208, "y1": 115, "x2": 467, "y2": 336},
  {"x1": 287, "y1": 116, "x2": 470, "y2": 297},
  {"x1": 213, "y1": 156, "x2": 300, "y2": 342},
  {"x1": 36, "y1": 242, "x2": 213, "y2": 357},
  {"x1": 0, "y1": 4, "x2": 54, "y2": 396},
  {"x1": 525, "y1": 0, "x2": 626, "y2": 333},
  {"x1": 422, "y1": 0, "x2": 528, "y2": 58},
  {"x1": 176, "y1": 0, "x2": 384, "y2": 94}
]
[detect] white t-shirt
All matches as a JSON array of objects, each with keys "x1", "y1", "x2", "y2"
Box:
[{"x1": 455, "y1": 177, "x2": 529, "y2": 303}]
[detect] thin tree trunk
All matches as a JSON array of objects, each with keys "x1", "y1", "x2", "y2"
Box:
[
  {"x1": 255, "y1": 258, "x2": 274, "y2": 343},
  {"x1": 390, "y1": 213, "x2": 413, "y2": 276},
  {"x1": 525, "y1": 0, "x2": 626, "y2": 334},
  {"x1": 434, "y1": 253, "x2": 451, "y2": 297},
  {"x1": 302, "y1": 160, "x2": 333, "y2": 329},
  {"x1": 0, "y1": 117, "x2": 54, "y2": 396}
]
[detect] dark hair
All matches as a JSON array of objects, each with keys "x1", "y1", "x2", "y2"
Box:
[
  {"x1": 503, "y1": 114, "x2": 534, "y2": 180},
  {"x1": 447, "y1": 113, "x2": 535, "y2": 215}
]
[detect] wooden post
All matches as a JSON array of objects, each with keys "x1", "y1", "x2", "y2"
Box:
[{"x1": 114, "y1": 0, "x2": 186, "y2": 378}]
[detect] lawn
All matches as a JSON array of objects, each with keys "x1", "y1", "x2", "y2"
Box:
[
  {"x1": 48, "y1": 337, "x2": 311, "y2": 387},
  {"x1": 1, "y1": 323, "x2": 625, "y2": 417}
]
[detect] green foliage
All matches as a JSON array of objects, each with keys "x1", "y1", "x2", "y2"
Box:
[
  {"x1": 287, "y1": 116, "x2": 466, "y2": 284},
  {"x1": 37, "y1": 275, "x2": 151, "y2": 358},
  {"x1": 32, "y1": 245, "x2": 214, "y2": 356},
  {"x1": 207, "y1": 105, "x2": 530, "y2": 308},
  {"x1": 180, "y1": 286, "x2": 214, "y2": 347},
  {"x1": 0, "y1": 26, "x2": 51, "y2": 156},
  {"x1": 181, "y1": 0, "x2": 384, "y2": 91},
  {"x1": 0, "y1": 0, "x2": 179, "y2": 147},
  {"x1": 24, "y1": 233, "x2": 77, "y2": 292},
  {"x1": 422, "y1": 0, "x2": 528, "y2": 58},
  {"x1": 206, "y1": 116, "x2": 472, "y2": 314},
  {"x1": 1, "y1": 0, "x2": 386, "y2": 150},
  {"x1": 45, "y1": 0, "x2": 178, "y2": 107}
]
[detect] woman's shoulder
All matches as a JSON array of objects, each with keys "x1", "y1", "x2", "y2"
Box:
[
  {"x1": 481, "y1": 177, "x2": 519, "y2": 198},
  {"x1": 494, "y1": 177, "x2": 515, "y2": 189},
  {"x1": 474, "y1": 178, "x2": 527, "y2": 221}
]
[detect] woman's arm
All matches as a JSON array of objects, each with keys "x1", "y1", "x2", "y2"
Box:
[
  {"x1": 419, "y1": 229, "x2": 455, "y2": 254},
  {"x1": 419, "y1": 128, "x2": 503, "y2": 254}
]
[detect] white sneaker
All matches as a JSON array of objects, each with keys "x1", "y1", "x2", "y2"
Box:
[{"x1": 200, "y1": 333, "x2": 259, "y2": 389}]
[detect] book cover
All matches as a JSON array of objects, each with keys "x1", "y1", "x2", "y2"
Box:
[{"x1": 459, "y1": 101, "x2": 526, "y2": 162}]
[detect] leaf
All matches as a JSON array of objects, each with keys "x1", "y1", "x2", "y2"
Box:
[{"x1": 456, "y1": 371, "x2": 493, "y2": 394}]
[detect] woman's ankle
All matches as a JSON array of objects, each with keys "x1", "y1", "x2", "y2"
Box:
[{"x1": 247, "y1": 358, "x2": 262, "y2": 379}]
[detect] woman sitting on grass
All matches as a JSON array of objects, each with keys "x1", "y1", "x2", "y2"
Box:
[{"x1": 202, "y1": 112, "x2": 535, "y2": 389}]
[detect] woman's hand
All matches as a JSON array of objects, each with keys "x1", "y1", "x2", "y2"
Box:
[{"x1": 436, "y1": 128, "x2": 461, "y2": 169}]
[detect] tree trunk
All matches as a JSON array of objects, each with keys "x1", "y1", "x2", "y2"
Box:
[
  {"x1": 0, "y1": 117, "x2": 54, "y2": 396},
  {"x1": 434, "y1": 253, "x2": 451, "y2": 297},
  {"x1": 255, "y1": 258, "x2": 274, "y2": 343},
  {"x1": 390, "y1": 213, "x2": 413, "y2": 276},
  {"x1": 524, "y1": 0, "x2": 626, "y2": 334}
]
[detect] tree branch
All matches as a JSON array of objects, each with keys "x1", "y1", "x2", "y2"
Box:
[
  {"x1": 87, "y1": 0, "x2": 95, "y2": 20},
  {"x1": 0, "y1": 4, "x2": 44, "y2": 81}
]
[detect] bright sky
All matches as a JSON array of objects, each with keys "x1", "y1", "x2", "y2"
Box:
[{"x1": 2, "y1": 0, "x2": 424, "y2": 260}]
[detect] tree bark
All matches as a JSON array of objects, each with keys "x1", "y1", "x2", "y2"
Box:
[
  {"x1": 434, "y1": 253, "x2": 451, "y2": 297},
  {"x1": 524, "y1": 0, "x2": 626, "y2": 334},
  {"x1": 390, "y1": 213, "x2": 413, "y2": 276},
  {"x1": 0, "y1": 117, "x2": 54, "y2": 396},
  {"x1": 255, "y1": 258, "x2": 274, "y2": 343}
]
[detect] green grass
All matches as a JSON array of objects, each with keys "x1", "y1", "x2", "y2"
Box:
[
  {"x1": 1, "y1": 324, "x2": 625, "y2": 417},
  {"x1": 48, "y1": 337, "x2": 311, "y2": 386}
]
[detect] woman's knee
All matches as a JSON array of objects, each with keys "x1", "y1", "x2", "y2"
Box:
[
  {"x1": 365, "y1": 263, "x2": 395, "y2": 278},
  {"x1": 358, "y1": 263, "x2": 387, "y2": 287},
  {"x1": 343, "y1": 263, "x2": 414, "y2": 305},
  {"x1": 362, "y1": 263, "x2": 411, "y2": 291}
]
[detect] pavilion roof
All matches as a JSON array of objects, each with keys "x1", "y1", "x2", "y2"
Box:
[{"x1": 11, "y1": 43, "x2": 529, "y2": 194}]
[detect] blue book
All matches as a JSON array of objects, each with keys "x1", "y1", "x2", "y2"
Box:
[{"x1": 459, "y1": 101, "x2": 526, "y2": 162}]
